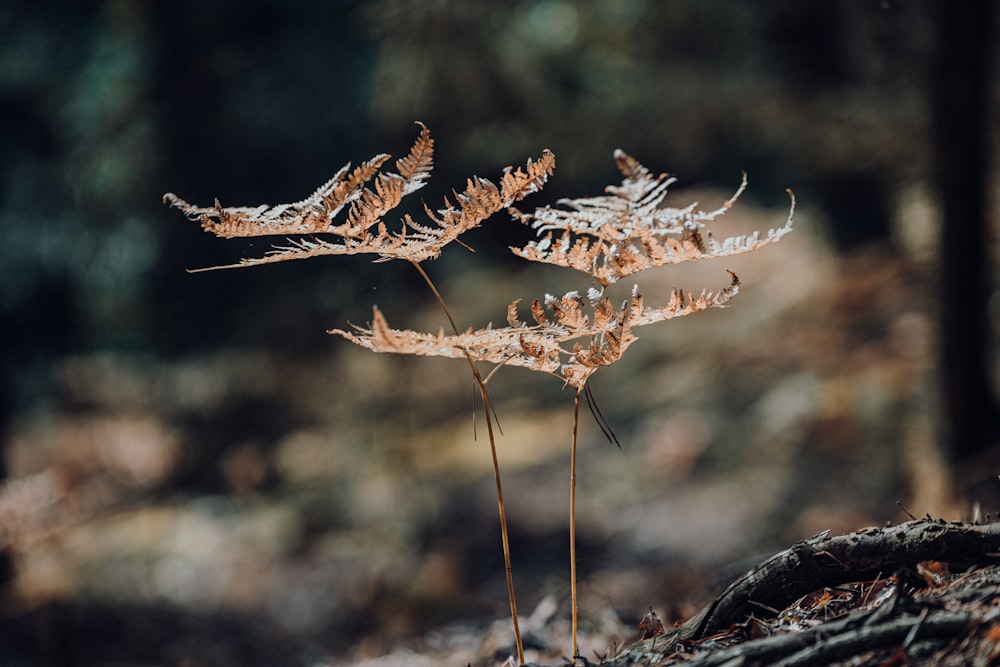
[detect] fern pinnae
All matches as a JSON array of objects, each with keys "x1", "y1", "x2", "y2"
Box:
[
  {"x1": 394, "y1": 121, "x2": 435, "y2": 187},
  {"x1": 168, "y1": 124, "x2": 554, "y2": 271},
  {"x1": 510, "y1": 156, "x2": 792, "y2": 293}
]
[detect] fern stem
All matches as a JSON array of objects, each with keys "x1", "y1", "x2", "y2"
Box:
[
  {"x1": 408, "y1": 260, "x2": 525, "y2": 665},
  {"x1": 408, "y1": 260, "x2": 459, "y2": 333},
  {"x1": 480, "y1": 381, "x2": 523, "y2": 664},
  {"x1": 571, "y1": 386, "x2": 582, "y2": 661}
]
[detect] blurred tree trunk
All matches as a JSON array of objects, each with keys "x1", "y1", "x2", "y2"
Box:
[{"x1": 931, "y1": 0, "x2": 998, "y2": 467}]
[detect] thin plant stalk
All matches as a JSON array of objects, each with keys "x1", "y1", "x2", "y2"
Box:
[
  {"x1": 570, "y1": 386, "x2": 582, "y2": 661},
  {"x1": 478, "y1": 380, "x2": 523, "y2": 664},
  {"x1": 409, "y1": 260, "x2": 525, "y2": 665}
]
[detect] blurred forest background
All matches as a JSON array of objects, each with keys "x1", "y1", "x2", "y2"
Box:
[{"x1": 2, "y1": 1, "x2": 998, "y2": 665}]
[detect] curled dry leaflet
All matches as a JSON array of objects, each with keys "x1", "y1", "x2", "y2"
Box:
[
  {"x1": 638, "y1": 607, "x2": 666, "y2": 641},
  {"x1": 165, "y1": 123, "x2": 794, "y2": 664}
]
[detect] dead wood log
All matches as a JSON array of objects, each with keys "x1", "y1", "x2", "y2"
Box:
[
  {"x1": 592, "y1": 519, "x2": 1000, "y2": 667},
  {"x1": 679, "y1": 518, "x2": 1000, "y2": 640}
]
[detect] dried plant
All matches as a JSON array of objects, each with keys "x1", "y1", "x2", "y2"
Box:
[
  {"x1": 510, "y1": 150, "x2": 792, "y2": 286},
  {"x1": 165, "y1": 122, "x2": 554, "y2": 268},
  {"x1": 166, "y1": 125, "x2": 793, "y2": 665},
  {"x1": 333, "y1": 275, "x2": 742, "y2": 390},
  {"x1": 331, "y1": 148, "x2": 794, "y2": 659}
]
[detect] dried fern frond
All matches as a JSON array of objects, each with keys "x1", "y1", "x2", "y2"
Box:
[
  {"x1": 330, "y1": 271, "x2": 740, "y2": 389},
  {"x1": 164, "y1": 124, "x2": 429, "y2": 240},
  {"x1": 164, "y1": 124, "x2": 555, "y2": 269},
  {"x1": 510, "y1": 150, "x2": 794, "y2": 285}
]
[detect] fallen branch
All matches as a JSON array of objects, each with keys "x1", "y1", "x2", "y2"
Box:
[
  {"x1": 599, "y1": 519, "x2": 1000, "y2": 667},
  {"x1": 681, "y1": 518, "x2": 1000, "y2": 640}
]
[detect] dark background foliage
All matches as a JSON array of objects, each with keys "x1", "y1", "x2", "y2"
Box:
[{"x1": 1, "y1": 1, "x2": 997, "y2": 665}]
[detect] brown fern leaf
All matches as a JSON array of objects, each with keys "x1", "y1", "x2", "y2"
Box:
[
  {"x1": 164, "y1": 125, "x2": 555, "y2": 270},
  {"x1": 394, "y1": 122, "x2": 435, "y2": 184},
  {"x1": 164, "y1": 154, "x2": 393, "y2": 240},
  {"x1": 330, "y1": 306, "x2": 564, "y2": 377},
  {"x1": 415, "y1": 150, "x2": 557, "y2": 259},
  {"x1": 330, "y1": 271, "x2": 739, "y2": 389},
  {"x1": 510, "y1": 151, "x2": 794, "y2": 285},
  {"x1": 560, "y1": 272, "x2": 740, "y2": 387}
]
